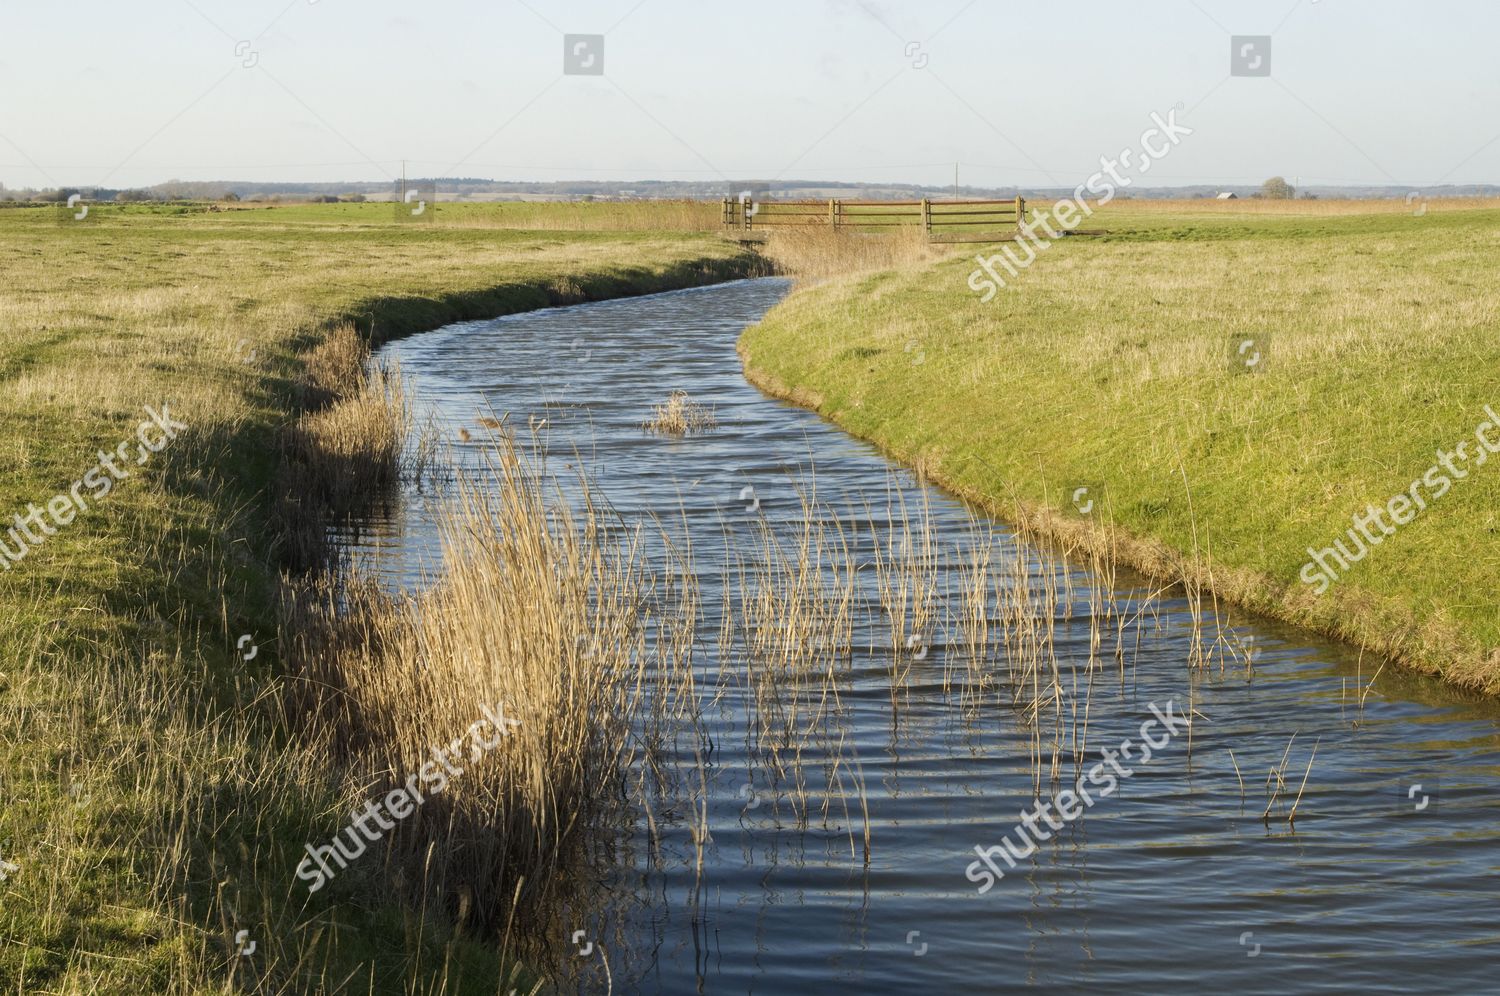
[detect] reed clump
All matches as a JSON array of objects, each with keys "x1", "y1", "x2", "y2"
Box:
[
  {"x1": 872, "y1": 486, "x2": 940, "y2": 707},
  {"x1": 644, "y1": 390, "x2": 717, "y2": 436},
  {"x1": 283, "y1": 433, "x2": 693, "y2": 937},
  {"x1": 274, "y1": 334, "x2": 416, "y2": 567},
  {"x1": 759, "y1": 226, "x2": 942, "y2": 281},
  {"x1": 293, "y1": 361, "x2": 411, "y2": 504},
  {"x1": 301, "y1": 323, "x2": 368, "y2": 409}
]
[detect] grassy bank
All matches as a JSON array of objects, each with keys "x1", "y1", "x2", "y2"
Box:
[
  {"x1": 739, "y1": 200, "x2": 1500, "y2": 693},
  {"x1": 0, "y1": 202, "x2": 761, "y2": 993}
]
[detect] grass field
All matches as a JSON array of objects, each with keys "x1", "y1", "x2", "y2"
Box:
[
  {"x1": 739, "y1": 199, "x2": 1500, "y2": 693},
  {"x1": 0, "y1": 202, "x2": 760, "y2": 993},
  {"x1": 6, "y1": 192, "x2": 1498, "y2": 991}
]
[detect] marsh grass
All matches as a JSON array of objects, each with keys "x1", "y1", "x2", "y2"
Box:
[
  {"x1": 302, "y1": 323, "x2": 369, "y2": 408},
  {"x1": 258, "y1": 424, "x2": 1201, "y2": 986},
  {"x1": 273, "y1": 351, "x2": 415, "y2": 569},
  {"x1": 709, "y1": 460, "x2": 1184, "y2": 830},
  {"x1": 297, "y1": 361, "x2": 412, "y2": 504},
  {"x1": 872, "y1": 485, "x2": 939, "y2": 709}
]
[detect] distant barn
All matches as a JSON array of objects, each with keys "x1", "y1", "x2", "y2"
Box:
[{"x1": 1216, "y1": 192, "x2": 1239, "y2": 200}]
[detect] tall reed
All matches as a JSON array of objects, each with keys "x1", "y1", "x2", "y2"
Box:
[{"x1": 283, "y1": 433, "x2": 694, "y2": 941}]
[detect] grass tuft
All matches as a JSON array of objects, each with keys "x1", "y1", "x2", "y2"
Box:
[{"x1": 644, "y1": 390, "x2": 717, "y2": 436}]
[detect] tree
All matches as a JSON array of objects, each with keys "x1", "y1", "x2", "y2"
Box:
[{"x1": 1262, "y1": 176, "x2": 1296, "y2": 200}]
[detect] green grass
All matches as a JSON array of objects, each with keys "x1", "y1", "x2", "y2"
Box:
[
  {"x1": 0, "y1": 201, "x2": 761, "y2": 994},
  {"x1": 739, "y1": 199, "x2": 1500, "y2": 692}
]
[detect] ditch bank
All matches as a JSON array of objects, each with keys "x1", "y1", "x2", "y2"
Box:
[{"x1": 736, "y1": 272, "x2": 1500, "y2": 697}]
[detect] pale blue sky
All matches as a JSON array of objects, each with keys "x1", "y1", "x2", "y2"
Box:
[{"x1": 1, "y1": 0, "x2": 1496, "y2": 190}]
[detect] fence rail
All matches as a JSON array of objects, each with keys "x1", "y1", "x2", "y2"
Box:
[{"x1": 721, "y1": 196, "x2": 1025, "y2": 242}]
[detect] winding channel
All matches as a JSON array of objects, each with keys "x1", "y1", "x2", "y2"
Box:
[{"x1": 343, "y1": 277, "x2": 1500, "y2": 995}]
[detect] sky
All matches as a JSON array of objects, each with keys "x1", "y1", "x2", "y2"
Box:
[{"x1": 2, "y1": 0, "x2": 1497, "y2": 192}]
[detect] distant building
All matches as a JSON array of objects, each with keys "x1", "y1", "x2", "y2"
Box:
[{"x1": 1216, "y1": 192, "x2": 1239, "y2": 200}]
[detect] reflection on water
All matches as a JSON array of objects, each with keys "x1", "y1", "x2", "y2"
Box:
[{"x1": 344, "y1": 279, "x2": 1500, "y2": 995}]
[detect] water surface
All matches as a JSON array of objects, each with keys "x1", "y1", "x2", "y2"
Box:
[{"x1": 349, "y1": 279, "x2": 1500, "y2": 995}]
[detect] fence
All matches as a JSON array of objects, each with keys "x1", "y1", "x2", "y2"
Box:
[{"x1": 720, "y1": 197, "x2": 1025, "y2": 243}]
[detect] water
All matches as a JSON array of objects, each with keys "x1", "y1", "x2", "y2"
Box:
[{"x1": 349, "y1": 278, "x2": 1500, "y2": 994}]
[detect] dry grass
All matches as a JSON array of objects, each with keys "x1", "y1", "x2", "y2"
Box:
[
  {"x1": 302, "y1": 323, "x2": 369, "y2": 407},
  {"x1": 283, "y1": 433, "x2": 685, "y2": 950},
  {"x1": 298, "y1": 361, "x2": 411, "y2": 501},
  {"x1": 643, "y1": 390, "x2": 717, "y2": 436},
  {"x1": 872, "y1": 487, "x2": 939, "y2": 706},
  {"x1": 758, "y1": 226, "x2": 945, "y2": 281},
  {"x1": 274, "y1": 352, "x2": 414, "y2": 568},
  {"x1": 733, "y1": 482, "x2": 857, "y2": 806}
]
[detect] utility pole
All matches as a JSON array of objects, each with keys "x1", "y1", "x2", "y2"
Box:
[{"x1": 954, "y1": 162, "x2": 959, "y2": 200}]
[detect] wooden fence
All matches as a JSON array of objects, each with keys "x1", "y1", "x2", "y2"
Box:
[{"x1": 721, "y1": 196, "x2": 1025, "y2": 243}]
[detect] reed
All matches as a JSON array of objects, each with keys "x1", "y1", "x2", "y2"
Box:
[
  {"x1": 273, "y1": 357, "x2": 414, "y2": 568},
  {"x1": 283, "y1": 432, "x2": 692, "y2": 945},
  {"x1": 733, "y1": 480, "x2": 857, "y2": 811},
  {"x1": 871, "y1": 484, "x2": 939, "y2": 711},
  {"x1": 758, "y1": 226, "x2": 942, "y2": 282},
  {"x1": 956, "y1": 522, "x2": 996, "y2": 705},
  {"x1": 265, "y1": 427, "x2": 1209, "y2": 981},
  {"x1": 643, "y1": 390, "x2": 717, "y2": 436},
  {"x1": 302, "y1": 323, "x2": 368, "y2": 408},
  {"x1": 1288, "y1": 738, "x2": 1320, "y2": 825}
]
